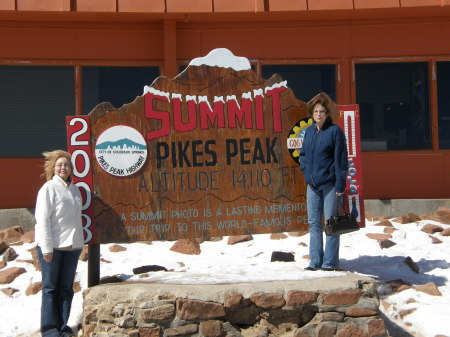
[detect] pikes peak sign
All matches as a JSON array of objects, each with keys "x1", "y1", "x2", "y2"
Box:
[{"x1": 67, "y1": 48, "x2": 352, "y2": 244}]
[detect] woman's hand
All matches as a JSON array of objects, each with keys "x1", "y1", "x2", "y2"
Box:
[{"x1": 43, "y1": 253, "x2": 53, "y2": 262}]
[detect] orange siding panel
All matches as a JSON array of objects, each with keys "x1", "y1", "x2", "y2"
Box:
[
  {"x1": 442, "y1": 20, "x2": 450, "y2": 54},
  {"x1": 0, "y1": 159, "x2": 44, "y2": 209},
  {"x1": 260, "y1": 25, "x2": 352, "y2": 59},
  {"x1": 0, "y1": 0, "x2": 15, "y2": 10},
  {"x1": 166, "y1": 0, "x2": 212, "y2": 12},
  {"x1": 75, "y1": 27, "x2": 164, "y2": 60},
  {"x1": 354, "y1": 0, "x2": 400, "y2": 9},
  {"x1": 176, "y1": 28, "x2": 204, "y2": 60},
  {"x1": 176, "y1": 23, "x2": 263, "y2": 60},
  {"x1": 199, "y1": 28, "x2": 262, "y2": 59},
  {"x1": 362, "y1": 153, "x2": 448, "y2": 199},
  {"x1": 118, "y1": 0, "x2": 165, "y2": 13},
  {"x1": 400, "y1": 0, "x2": 442, "y2": 7},
  {"x1": 0, "y1": 26, "x2": 76, "y2": 59},
  {"x1": 77, "y1": 0, "x2": 116, "y2": 12},
  {"x1": 445, "y1": 153, "x2": 450, "y2": 196},
  {"x1": 214, "y1": 0, "x2": 264, "y2": 12},
  {"x1": 17, "y1": 0, "x2": 70, "y2": 11},
  {"x1": 268, "y1": 0, "x2": 307, "y2": 11},
  {"x1": 307, "y1": 0, "x2": 354, "y2": 10},
  {"x1": 351, "y1": 21, "x2": 443, "y2": 57},
  {"x1": 163, "y1": 20, "x2": 178, "y2": 78},
  {"x1": 0, "y1": 24, "x2": 164, "y2": 61}
]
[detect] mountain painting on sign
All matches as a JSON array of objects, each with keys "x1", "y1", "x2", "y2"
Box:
[{"x1": 70, "y1": 48, "x2": 333, "y2": 243}]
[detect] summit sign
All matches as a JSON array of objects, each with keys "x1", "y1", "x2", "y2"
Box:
[{"x1": 68, "y1": 48, "x2": 310, "y2": 243}]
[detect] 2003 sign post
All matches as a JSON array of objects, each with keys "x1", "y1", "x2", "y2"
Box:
[{"x1": 67, "y1": 116, "x2": 95, "y2": 243}]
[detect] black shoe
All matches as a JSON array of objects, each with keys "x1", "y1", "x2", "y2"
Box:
[
  {"x1": 321, "y1": 267, "x2": 343, "y2": 271},
  {"x1": 304, "y1": 266, "x2": 317, "y2": 271}
]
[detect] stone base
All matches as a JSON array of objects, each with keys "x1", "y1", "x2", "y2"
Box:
[{"x1": 83, "y1": 273, "x2": 388, "y2": 337}]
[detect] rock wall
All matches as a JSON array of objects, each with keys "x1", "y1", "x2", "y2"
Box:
[{"x1": 83, "y1": 275, "x2": 388, "y2": 337}]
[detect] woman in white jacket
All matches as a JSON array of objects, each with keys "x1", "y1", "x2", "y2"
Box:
[{"x1": 34, "y1": 150, "x2": 84, "y2": 337}]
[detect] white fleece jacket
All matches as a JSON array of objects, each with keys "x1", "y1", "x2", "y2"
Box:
[{"x1": 34, "y1": 175, "x2": 84, "y2": 254}]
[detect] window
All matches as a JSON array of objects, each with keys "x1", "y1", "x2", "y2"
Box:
[
  {"x1": 0, "y1": 66, "x2": 75, "y2": 158},
  {"x1": 356, "y1": 62, "x2": 430, "y2": 151},
  {"x1": 82, "y1": 66, "x2": 160, "y2": 114},
  {"x1": 261, "y1": 64, "x2": 336, "y2": 103},
  {"x1": 437, "y1": 61, "x2": 450, "y2": 149}
]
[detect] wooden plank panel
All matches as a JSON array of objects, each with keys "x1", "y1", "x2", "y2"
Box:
[
  {"x1": 118, "y1": 0, "x2": 165, "y2": 13},
  {"x1": 362, "y1": 153, "x2": 448, "y2": 199},
  {"x1": 0, "y1": 159, "x2": 43, "y2": 209},
  {"x1": 0, "y1": 26, "x2": 76, "y2": 59},
  {"x1": 75, "y1": 27, "x2": 164, "y2": 60},
  {"x1": 176, "y1": 29, "x2": 204, "y2": 61},
  {"x1": 214, "y1": 0, "x2": 264, "y2": 12},
  {"x1": 351, "y1": 21, "x2": 442, "y2": 57},
  {"x1": 198, "y1": 27, "x2": 262, "y2": 60},
  {"x1": 307, "y1": 0, "x2": 354, "y2": 10},
  {"x1": 77, "y1": 0, "x2": 116, "y2": 12},
  {"x1": 260, "y1": 25, "x2": 352, "y2": 59},
  {"x1": 442, "y1": 20, "x2": 450, "y2": 54},
  {"x1": 400, "y1": 0, "x2": 442, "y2": 7},
  {"x1": 268, "y1": 0, "x2": 307, "y2": 11},
  {"x1": 445, "y1": 152, "x2": 450, "y2": 196},
  {"x1": 17, "y1": 0, "x2": 70, "y2": 11},
  {"x1": 166, "y1": 0, "x2": 212, "y2": 13},
  {"x1": 354, "y1": 0, "x2": 400, "y2": 9},
  {"x1": 0, "y1": 0, "x2": 16, "y2": 10}
]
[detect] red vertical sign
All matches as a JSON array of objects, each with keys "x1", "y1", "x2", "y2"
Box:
[
  {"x1": 338, "y1": 105, "x2": 365, "y2": 227},
  {"x1": 66, "y1": 116, "x2": 96, "y2": 243}
]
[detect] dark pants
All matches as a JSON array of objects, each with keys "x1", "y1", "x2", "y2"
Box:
[{"x1": 37, "y1": 246, "x2": 81, "y2": 337}]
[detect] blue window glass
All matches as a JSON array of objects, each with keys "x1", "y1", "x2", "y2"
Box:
[
  {"x1": 0, "y1": 66, "x2": 74, "y2": 157},
  {"x1": 262, "y1": 64, "x2": 336, "y2": 103},
  {"x1": 82, "y1": 66, "x2": 160, "y2": 114},
  {"x1": 356, "y1": 62, "x2": 430, "y2": 151}
]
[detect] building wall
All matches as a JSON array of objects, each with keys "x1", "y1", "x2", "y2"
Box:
[{"x1": 1, "y1": 2, "x2": 450, "y2": 208}]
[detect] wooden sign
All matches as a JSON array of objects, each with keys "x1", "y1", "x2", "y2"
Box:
[{"x1": 82, "y1": 49, "x2": 309, "y2": 243}]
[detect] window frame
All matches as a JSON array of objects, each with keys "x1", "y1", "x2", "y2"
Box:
[
  {"x1": 0, "y1": 59, "x2": 163, "y2": 158},
  {"x1": 258, "y1": 58, "x2": 341, "y2": 104},
  {"x1": 351, "y1": 56, "x2": 438, "y2": 153},
  {"x1": 434, "y1": 58, "x2": 450, "y2": 150}
]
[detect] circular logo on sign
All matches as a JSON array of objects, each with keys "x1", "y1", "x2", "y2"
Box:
[
  {"x1": 287, "y1": 117, "x2": 313, "y2": 165},
  {"x1": 95, "y1": 125, "x2": 147, "y2": 177}
]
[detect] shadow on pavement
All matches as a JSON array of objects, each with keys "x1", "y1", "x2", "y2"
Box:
[{"x1": 379, "y1": 311, "x2": 417, "y2": 337}]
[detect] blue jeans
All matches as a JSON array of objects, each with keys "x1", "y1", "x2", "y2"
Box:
[
  {"x1": 37, "y1": 246, "x2": 81, "y2": 337},
  {"x1": 306, "y1": 185, "x2": 341, "y2": 269}
]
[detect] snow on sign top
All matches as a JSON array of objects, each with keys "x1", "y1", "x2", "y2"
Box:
[{"x1": 188, "y1": 48, "x2": 251, "y2": 71}]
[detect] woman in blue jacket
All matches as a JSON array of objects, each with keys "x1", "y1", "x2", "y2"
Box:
[{"x1": 300, "y1": 93, "x2": 348, "y2": 271}]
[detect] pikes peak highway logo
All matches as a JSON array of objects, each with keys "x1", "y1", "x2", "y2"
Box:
[{"x1": 95, "y1": 125, "x2": 147, "y2": 177}]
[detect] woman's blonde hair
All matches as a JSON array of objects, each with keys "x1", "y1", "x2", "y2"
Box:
[{"x1": 41, "y1": 150, "x2": 73, "y2": 181}]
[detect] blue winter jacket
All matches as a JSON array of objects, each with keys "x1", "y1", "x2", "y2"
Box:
[{"x1": 299, "y1": 118, "x2": 349, "y2": 193}]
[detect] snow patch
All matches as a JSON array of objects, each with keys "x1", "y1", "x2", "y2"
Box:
[
  {"x1": 188, "y1": 48, "x2": 251, "y2": 71},
  {"x1": 143, "y1": 86, "x2": 170, "y2": 100}
]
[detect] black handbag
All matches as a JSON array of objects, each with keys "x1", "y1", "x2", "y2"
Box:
[{"x1": 325, "y1": 195, "x2": 360, "y2": 236}]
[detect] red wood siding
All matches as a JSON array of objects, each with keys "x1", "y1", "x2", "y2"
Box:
[{"x1": 1, "y1": 2, "x2": 450, "y2": 207}]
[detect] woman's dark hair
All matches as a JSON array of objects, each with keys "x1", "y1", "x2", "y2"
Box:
[{"x1": 307, "y1": 92, "x2": 336, "y2": 121}]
